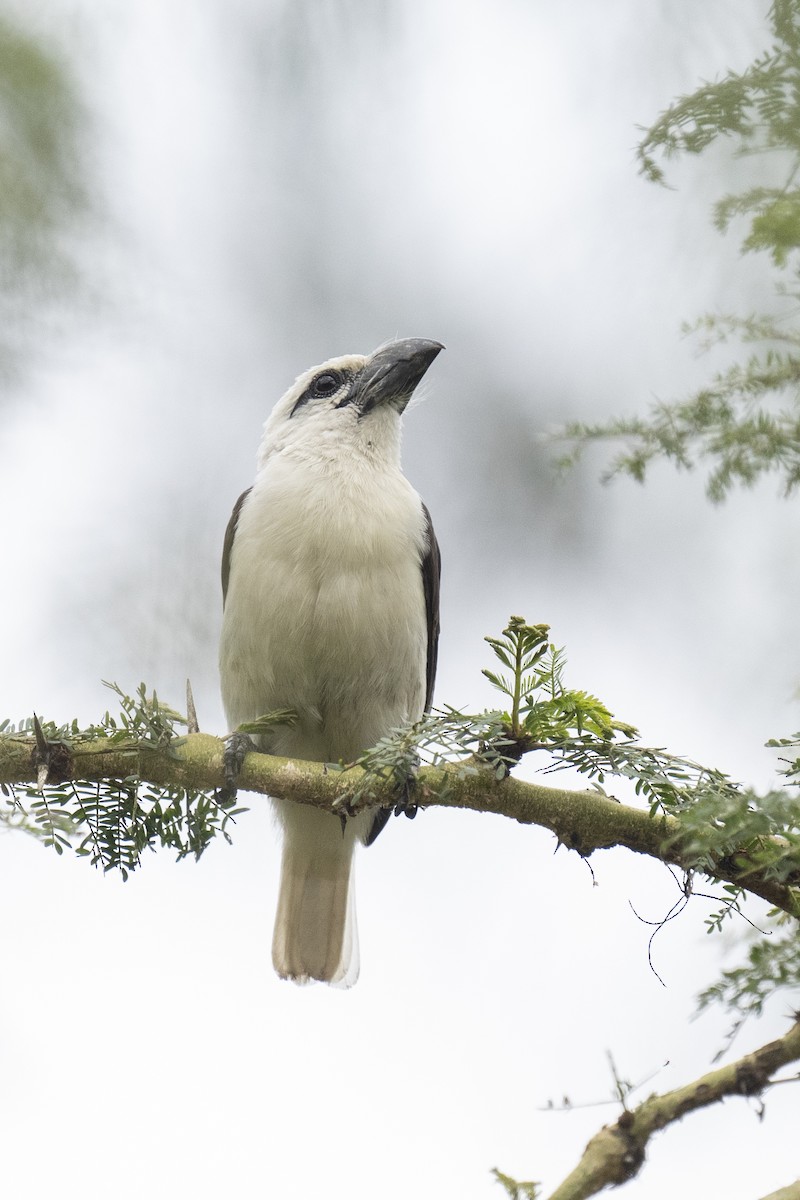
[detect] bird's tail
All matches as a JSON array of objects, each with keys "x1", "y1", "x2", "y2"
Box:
[{"x1": 272, "y1": 803, "x2": 359, "y2": 987}]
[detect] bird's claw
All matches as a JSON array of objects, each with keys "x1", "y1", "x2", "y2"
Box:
[
  {"x1": 364, "y1": 767, "x2": 420, "y2": 846},
  {"x1": 221, "y1": 731, "x2": 256, "y2": 799},
  {"x1": 393, "y1": 770, "x2": 418, "y2": 820},
  {"x1": 332, "y1": 792, "x2": 357, "y2": 819}
]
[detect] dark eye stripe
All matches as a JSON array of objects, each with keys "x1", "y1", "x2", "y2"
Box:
[{"x1": 289, "y1": 392, "x2": 312, "y2": 418}]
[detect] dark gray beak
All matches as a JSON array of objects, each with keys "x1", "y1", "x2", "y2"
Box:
[{"x1": 357, "y1": 338, "x2": 444, "y2": 415}]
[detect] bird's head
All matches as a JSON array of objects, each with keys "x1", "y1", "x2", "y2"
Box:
[{"x1": 257, "y1": 338, "x2": 443, "y2": 467}]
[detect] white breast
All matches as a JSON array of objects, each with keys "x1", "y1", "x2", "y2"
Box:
[{"x1": 219, "y1": 449, "x2": 428, "y2": 763}]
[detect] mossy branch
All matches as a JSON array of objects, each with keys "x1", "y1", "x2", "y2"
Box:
[{"x1": 1, "y1": 728, "x2": 798, "y2": 920}]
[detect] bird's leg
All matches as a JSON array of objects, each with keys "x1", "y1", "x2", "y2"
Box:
[{"x1": 220, "y1": 730, "x2": 257, "y2": 799}]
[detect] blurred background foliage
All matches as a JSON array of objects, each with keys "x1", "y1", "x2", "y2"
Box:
[
  {"x1": 566, "y1": 0, "x2": 800, "y2": 500},
  {"x1": 0, "y1": 13, "x2": 91, "y2": 380},
  {"x1": 1, "y1": 4, "x2": 799, "y2": 1199}
]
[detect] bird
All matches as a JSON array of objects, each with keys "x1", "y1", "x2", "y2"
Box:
[{"x1": 218, "y1": 338, "x2": 443, "y2": 986}]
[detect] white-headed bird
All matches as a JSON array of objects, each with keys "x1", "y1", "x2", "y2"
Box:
[{"x1": 219, "y1": 338, "x2": 442, "y2": 986}]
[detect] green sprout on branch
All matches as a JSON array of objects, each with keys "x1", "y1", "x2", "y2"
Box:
[{"x1": 482, "y1": 617, "x2": 638, "y2": 757}]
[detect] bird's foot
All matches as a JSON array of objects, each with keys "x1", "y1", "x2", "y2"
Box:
[
  {"x1": 220, "y1": 731, "x2": 256, "y2": 800},
  {"x1": 364, "y1": 766, "x2": 419, "y2": 846},
  {"x1": 393, "y1": 769, "x2": 418, "y2": 820}
]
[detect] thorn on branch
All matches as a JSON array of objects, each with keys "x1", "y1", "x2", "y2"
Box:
[{"x1": 186, "y1": 680, "x2": 199, "y2": 735}]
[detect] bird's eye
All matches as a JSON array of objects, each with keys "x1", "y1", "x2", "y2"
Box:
[{"x1": 313, "y1": 372, "x2": 340, "y2": 396}]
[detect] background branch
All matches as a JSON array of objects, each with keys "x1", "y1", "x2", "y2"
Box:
[
  {"x1": 545, "y1": 1019, "x2": 800, "y2": 1200},
  {"x1": 759, "y1": 1182, "x2": 800, "y2": 1200}
]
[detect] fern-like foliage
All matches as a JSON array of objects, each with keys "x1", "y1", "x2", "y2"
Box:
[
  {"x1": 0, "y1": 682, "x2": 245, "y2": 879},
  {"x1": 697, "y1": 929, "x2": 800, "y2": 1031},
  {"x1": 561, "y1": 0, "x2": 800, "y2": 499},
  {"x1": 560, "y1": 317, "x2": 800, "y2": 500}
]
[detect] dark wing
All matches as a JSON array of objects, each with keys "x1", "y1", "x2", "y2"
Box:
[
  {"x1": 366, "y1": 500, "x2": 441, "y2": 847},
  {"x1": 221, "y1": 488, "x2": 252, "y2": 607},
  {"x1": 420, "y1": 502, "x2": 440, "y2": 712}
]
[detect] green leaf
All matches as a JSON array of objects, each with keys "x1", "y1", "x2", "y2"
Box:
[{"x1": 236, "y1": 709, "x2": 298, "y2": 737}]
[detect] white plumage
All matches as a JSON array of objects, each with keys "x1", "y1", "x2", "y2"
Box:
[{"x1": 219, "y1": 340, "x2": 442, "y2": 985}]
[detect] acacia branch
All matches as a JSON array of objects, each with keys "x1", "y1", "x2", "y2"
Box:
[
  {"x1": 0, "y1": 730, "x2": 798, "y2": 918},
  {"x1": 546, "y1": 1019, "x2": 800, "y2": 1200}
]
